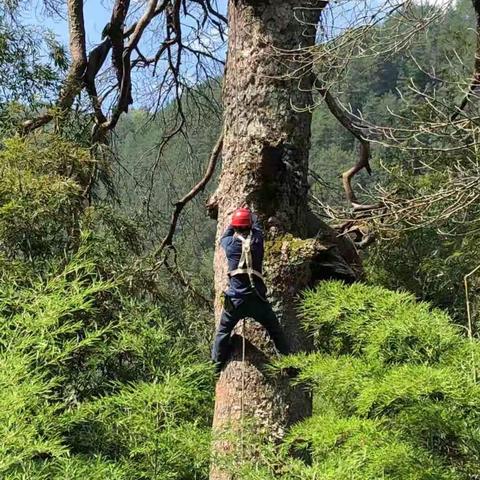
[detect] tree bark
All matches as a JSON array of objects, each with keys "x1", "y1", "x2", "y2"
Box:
[{"x1": 209, "y1": 1, "x2": 360, "y2": 478}]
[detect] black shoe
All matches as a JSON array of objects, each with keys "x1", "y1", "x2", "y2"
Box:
[
  {"x1": 213, "y1": 361, "x2": 224, "y2": 376},
  {"x1": 283, "y1": 367, "x2": 300, "y2": 379}
]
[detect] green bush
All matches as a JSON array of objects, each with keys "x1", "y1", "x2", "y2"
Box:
[
  {"x1": 0, "y1": 135, "x2": 88, "y2": 259},
  {"x1": 237, "y1": 282, "x2": 480, "y2": 479},
  {"x1": 0, "y1": 134, "x2": 214, "y2": 479},
  {"x1": 0, "y1": 252, "x2": 213, "y2": 479}
]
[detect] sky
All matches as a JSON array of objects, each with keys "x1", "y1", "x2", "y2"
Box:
[
  {"x1": 19, "y1": 0, "x2": 457, "y2": 111},
  {"x1": 26, "y1": 1, "x2": 120, "y2": 46},
  {"x1": 26, "y1": 0, "x2": 228, "y2": 48},
  {"x1": 24, "y1": 0, "x2": 453, "y2": 48}
]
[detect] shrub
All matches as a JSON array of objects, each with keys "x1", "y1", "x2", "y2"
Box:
[{"x1": 240, "y1": 282, "x2": 480, "y2": 479}]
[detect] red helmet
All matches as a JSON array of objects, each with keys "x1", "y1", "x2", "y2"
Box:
[{"x1": 231, "y1": 208, "x2": 252, "y2": 228}]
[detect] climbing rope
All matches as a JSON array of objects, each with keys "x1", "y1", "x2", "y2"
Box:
[
  {"x1": 240, "y1": 319, "x2": 246, "y2": 458},
  {"x1": 464, "y1": 264, "x2": 480, "y2": 383}
]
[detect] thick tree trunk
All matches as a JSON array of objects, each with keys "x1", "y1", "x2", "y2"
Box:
[{"x1": 209, "y1": 1, "x2": 360, "y2": 477}]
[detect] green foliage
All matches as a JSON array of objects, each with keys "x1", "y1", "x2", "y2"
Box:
[
  {"x1": 3, "y1": 1, "x2": 480, "y2": 478},
  {"x1": 0, "y1": 6, "x2": 67, "y2": 137},
  {"x1": 0, "y1": 134, "x2": 213, "y2": 479},
  {"x1": 0, "y1": 5, "x2": 66, "y2": 100},
  {"x1": 365, "y1": 227, "x2": 480, "y2": 319},
  {"x1": 234, "y1": 282, "x2": 480, "y2": 479},
  {"x1": 300, "y1": 282, "x2": 463, "y2": 365},
  {"x1": 0, "y1": 135, "x2": 88, "y2": 259},
  {"x1": 0, "y1": 255, "x2": 110, "y2": 474},
  {"x1": 65, "y1": 369, "x2": 212, "y2": 479}
]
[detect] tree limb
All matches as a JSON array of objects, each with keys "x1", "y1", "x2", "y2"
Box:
[
  {"x1": 87, "y1": 0, "x2": 132, "y2": 139},
  {"x1": 109, "y1": 0, "x2": 131, "y2": 105},
  {"x1": 317, "y1": 85, "x2": 375, "y2": 207},
  {"x1": 156, "y1": 134, "x2": 223, "y2": 254},
  {"x1": 342, "y1": 142, "x2": 371, "y2": 206},
  {"x1": 22, "y1": 0, "x2": 226, "y2": 144},
  {"x1": 22, "y1": 0, "x2": 87, "y2": 133},
  {"x1": 101, "y1": 0, "x2": 170, "y2": 133},
  {"x1": 84, "y1": 39, "x2": 111, "y2": 128}
]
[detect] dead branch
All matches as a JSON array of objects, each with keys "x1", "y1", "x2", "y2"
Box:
[
  {"x1": 22, "y1": 0, "x2": 226, "y2": 147},
  {"x1": 342, "y1": 142, "x2": 371, "y2": 206},
  {"x1": 83, "y1": 39, "x2": 111, "y2": 93},
  {"x1": 86, "y1": 0, "x2": 132, "y2": 139},
  {"x1": 103, "y1": 0, "x2": 166, "y2": 132},
  {"x1": 84, "y1": 39, "x2": 111, "y2": 129},
  {"x1": 336, "y1": 219, "x2": 376, "y2": 249},
  {"x1": 317, "y1": 84, "x2": 379, "y2": 209},
  {"x1": 156, "y1": 134, "x2": 223, "y2": 254},
  {"x1": 109, "y1": 0, "x2": 132, "y2": 105}
]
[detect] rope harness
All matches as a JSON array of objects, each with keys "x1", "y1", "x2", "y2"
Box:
[
  {"x1": 229, "y1": 233, "x2": 265, "y2": 283},
  {"x1": 228, "y1": 233, "x2": 267, "y2": 302}
]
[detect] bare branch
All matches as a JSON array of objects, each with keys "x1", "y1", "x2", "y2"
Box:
[
  {"x1": 22, "y1": 0, "x2": 226, "y2": 147},
  {"x1": 342, "y1": 142, "x2": 372, "y2": 207},
  {"x1": 316, "y1": 83, "x2": 377, "y2": 207},
  {"x1": 84, "y1": 39, "x2": 111, "y2": 127},
  {"x1": 452, "y1": 0, "x2": 480, "y2": 120},
  {"x1": 109, "y1": 0, "x2": 132, "y2": 105},
  {"x1": 101, "y1": 0, "x2": 170, "y2": 133},
  {"x1": 156, "y1": 134, "x2": 223, "y2": 254}
]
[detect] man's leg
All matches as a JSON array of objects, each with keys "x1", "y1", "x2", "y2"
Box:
[
  {"x1": 211, "y1": 298, "x2": 243, "y2": 369},
  {"x1": 252, "y1": 298, "x2": 291, "y2": 355}
]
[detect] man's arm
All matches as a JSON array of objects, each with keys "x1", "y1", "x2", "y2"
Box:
[
  {"x1": 220, "y1": 224, "x2": 235, "y2": 249},
  {"x1": 251, "y1": 214, "x2": 263, "y2": 236},
  {"x1": 250, "y1": 214, "x2": 264, "y2": 254}
]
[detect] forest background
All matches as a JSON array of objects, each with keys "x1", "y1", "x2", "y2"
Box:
[{"x1": 2, "y1": 0, "x2": 480, "y2": 478}]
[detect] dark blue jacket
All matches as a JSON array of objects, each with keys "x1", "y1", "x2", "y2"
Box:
[{"x1": 220, "y1": 216, "x2": 267, "y2": 299}]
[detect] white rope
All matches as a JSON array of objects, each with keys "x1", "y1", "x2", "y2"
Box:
[
  {"x1": 240, "y1": 319, "x2": 246, "y2": 459},
  {"x1": 464, "y1": 264, "x2": 480, "y2": 382}
]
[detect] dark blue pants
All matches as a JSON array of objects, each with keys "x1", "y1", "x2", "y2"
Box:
[{"x1": 211, "y1": 293, "x2": 290, "y2": 365}]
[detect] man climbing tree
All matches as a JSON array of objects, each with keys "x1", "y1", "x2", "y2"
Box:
[
  {"x1": 211, "y1": 207, "x2": 291, "y2": 372},
  {"x1": 17, "y1": 0, "x2": 370, "y2": 476}
]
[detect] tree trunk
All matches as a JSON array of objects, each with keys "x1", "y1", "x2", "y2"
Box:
[{"x1": 209, "y1": 1, "x2": 360, "y2": 477}]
